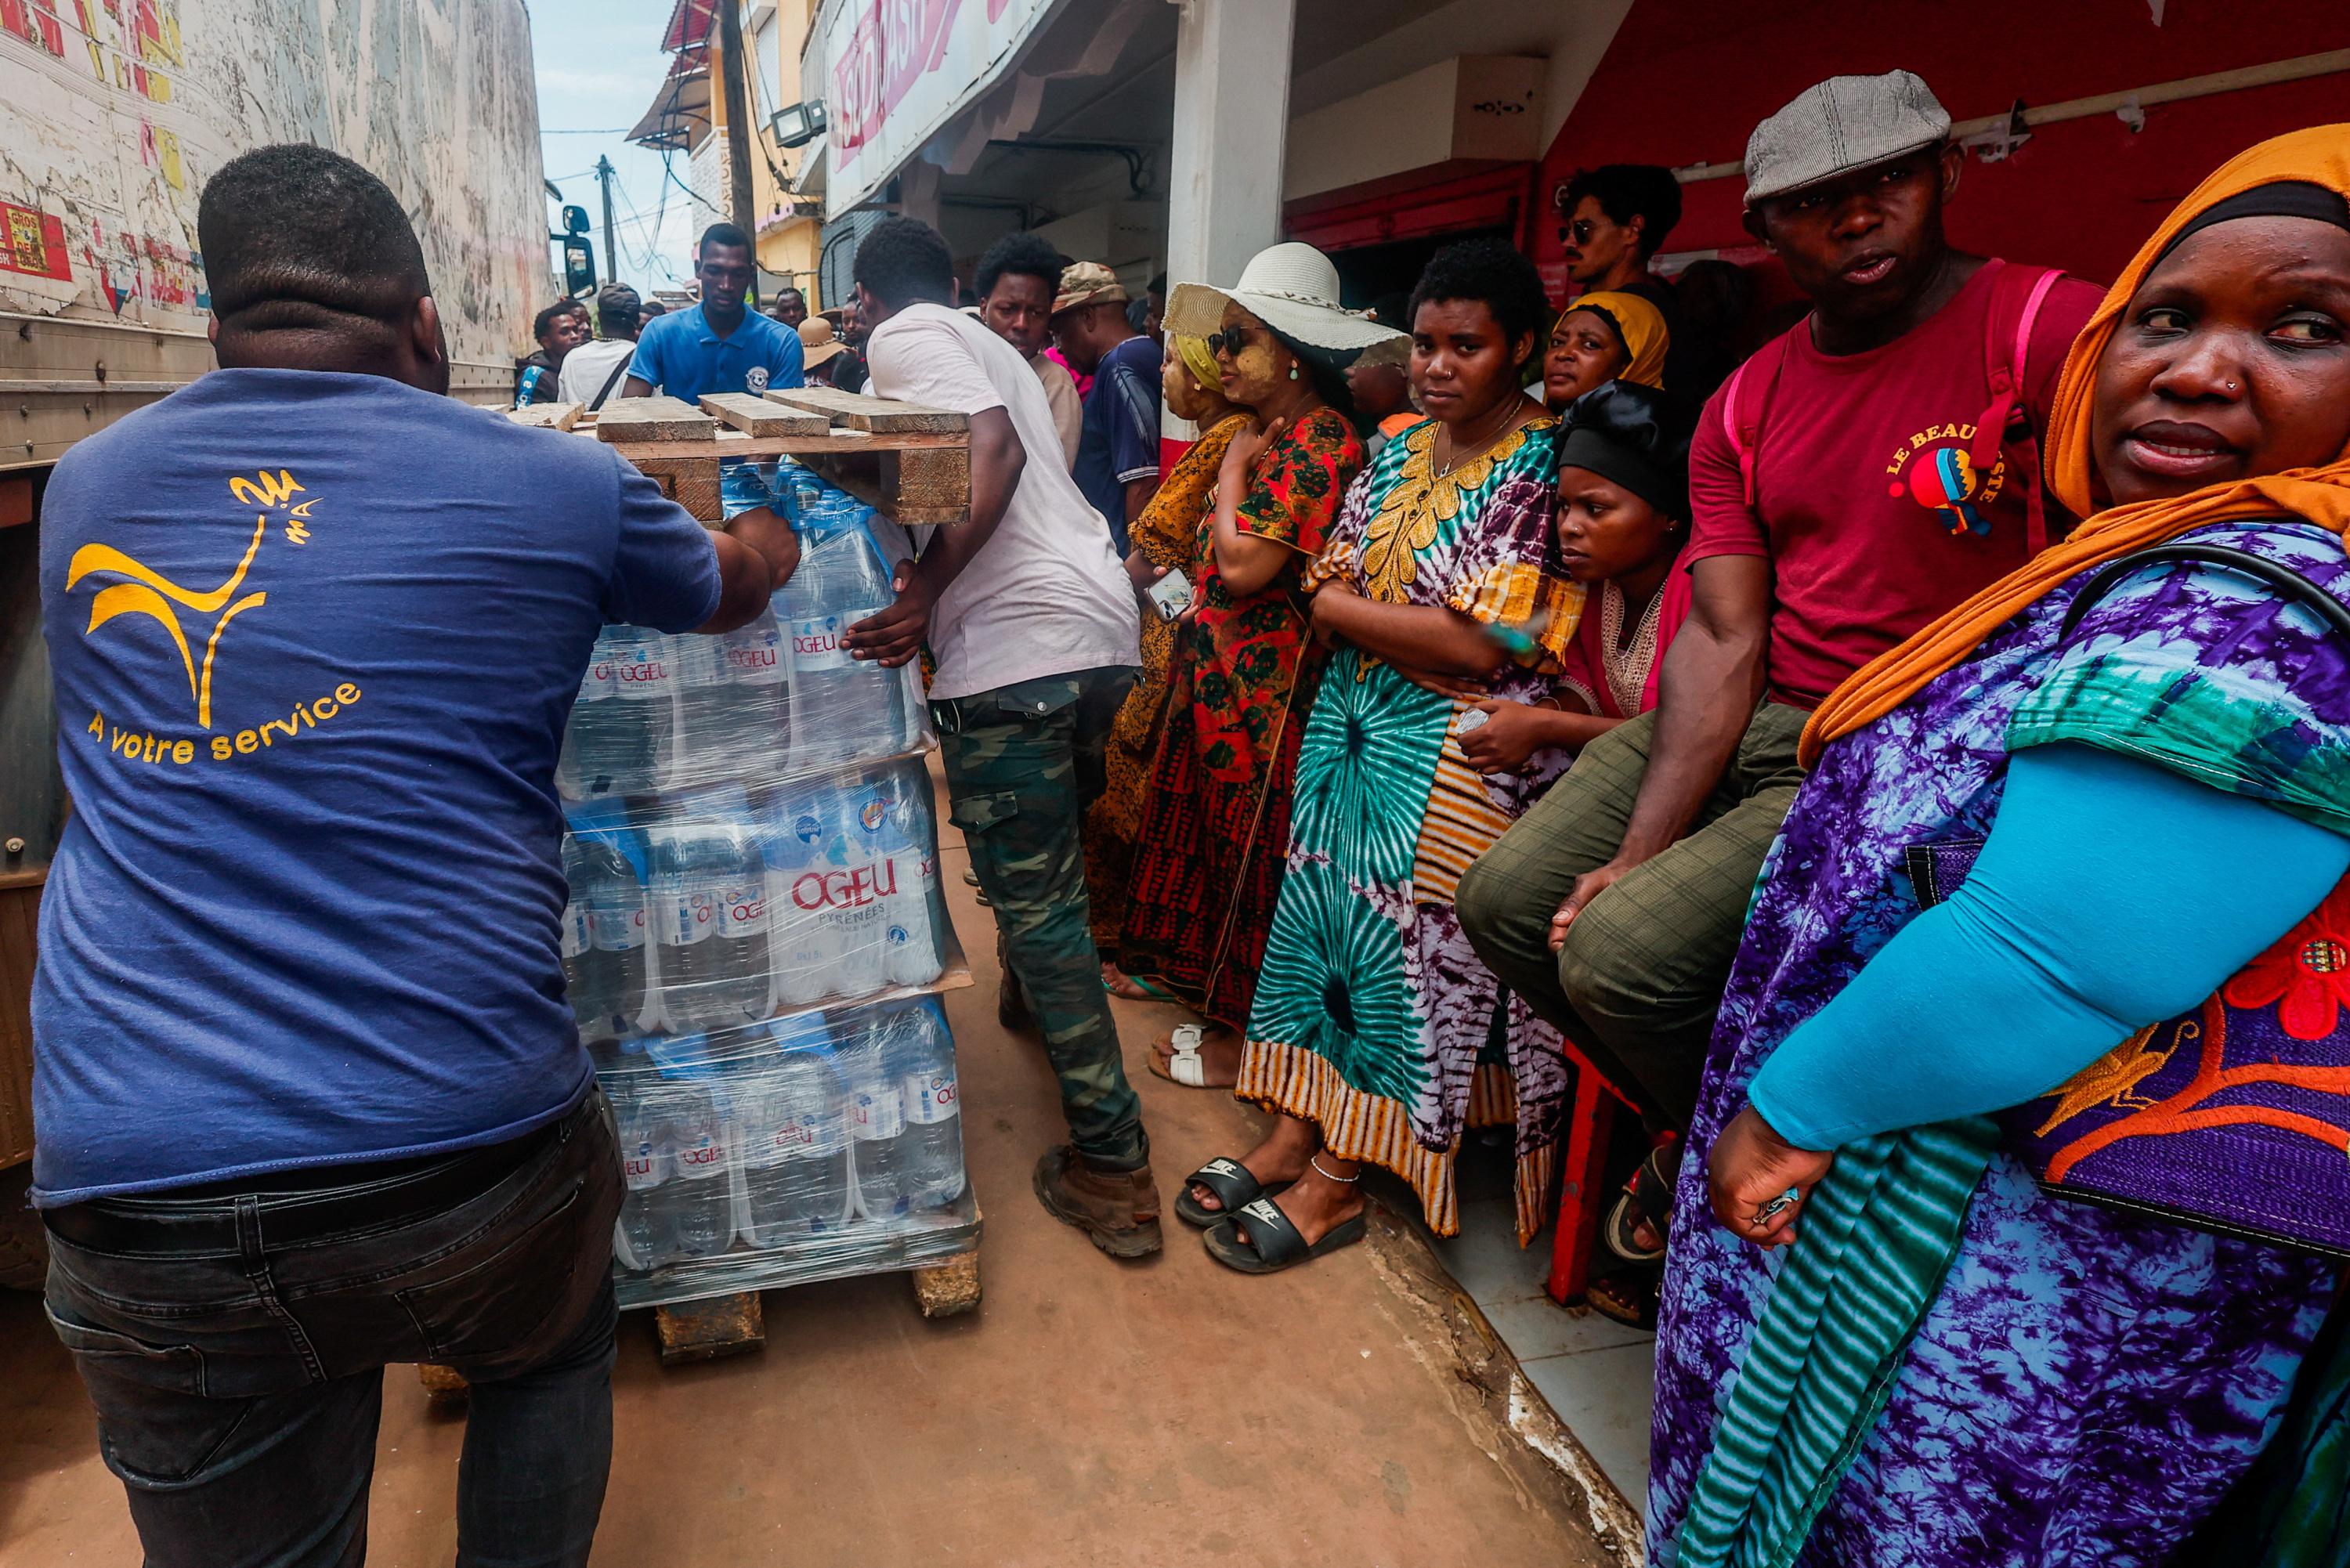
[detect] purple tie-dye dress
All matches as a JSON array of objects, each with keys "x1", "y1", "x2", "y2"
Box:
[{"x1": 1650, "y1": 519, "x2": 2350, "y2": 1566}]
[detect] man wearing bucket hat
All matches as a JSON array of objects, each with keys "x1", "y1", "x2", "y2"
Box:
[
  {"x1": 1459, "y1": 70, "x2": 2103, "y2": 1311},
  {"x1": 1054, "y1": 261, "x2": 1160, "y2": 554}
]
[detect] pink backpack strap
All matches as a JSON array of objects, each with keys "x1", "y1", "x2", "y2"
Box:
[
  {"x1": 1969, "y1": 262, "x2": 2066, "y2": 555},
  {"x1": 1719, "y1": 329, "x2": 1797, "y2": 511}
]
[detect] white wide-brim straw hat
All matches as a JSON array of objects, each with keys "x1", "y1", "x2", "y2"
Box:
[{"x1": 1165, "y1": 241, "x2": 1406, "y2": 355}]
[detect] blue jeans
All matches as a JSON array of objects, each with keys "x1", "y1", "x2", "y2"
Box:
[{"x1": 42, "y1": 1090, "x2": 624, "y2": 1568}]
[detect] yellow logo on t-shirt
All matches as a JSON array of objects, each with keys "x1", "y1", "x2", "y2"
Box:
[{"x1": 64, "y1": 469, "x2": 313, "y2": 729}]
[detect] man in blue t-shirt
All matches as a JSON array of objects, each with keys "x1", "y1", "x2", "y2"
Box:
[
  {"x1": 32, "y1": 144, "x2": 797, "y2": 1566},
  {"x1": 1051, "y1": 261, "x2": 1160, "y2": 554},
  {"x1": 620, "y1": 221, "x2": 804, "y2": 404}
]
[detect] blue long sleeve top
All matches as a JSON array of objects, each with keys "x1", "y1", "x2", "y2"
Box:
[{"x1": 1747, "y1": 742, "x2": 2350, "y2": 1151}]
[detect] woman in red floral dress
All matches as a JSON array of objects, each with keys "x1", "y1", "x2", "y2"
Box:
[{"x1": 1122, "y1": 247, "x2": 1396, "y2": 1088}]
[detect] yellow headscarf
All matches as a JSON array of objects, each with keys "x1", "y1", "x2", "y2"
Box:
[
  {"x1": 1802, "y1": 123, "x2": 2350, "y2": 767},
  {"x1": 1562, "y1": 290, "x2": 1669, "y2": 389},
  {"x1": 1168, "y1": 331, "x2": 1223, "y2": 398}
]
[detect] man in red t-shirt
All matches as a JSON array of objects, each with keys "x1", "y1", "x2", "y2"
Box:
[{"x1": 1459, "y1": 71, "x2": 2102, "y2": 1198}]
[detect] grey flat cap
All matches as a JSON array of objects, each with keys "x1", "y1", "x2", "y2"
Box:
[{"x1": 1744, "y1": 70, "x2": 1952, "y2": 208}]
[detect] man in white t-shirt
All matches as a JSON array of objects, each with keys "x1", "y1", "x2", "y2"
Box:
[
  {"x1": 556, "y1": 283, "x2": 643, "y2": 409},
  {"x1": 839, "y1": 217, "x2": 1158, "y2": 1261}
]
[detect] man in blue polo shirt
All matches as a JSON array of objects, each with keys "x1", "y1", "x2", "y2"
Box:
[
  {"x1": 33, "y1": 144, "x2": 797, "y2": 1567},
  {"x1": 621, "y1": 221, "x2": 804, "y2": 403}
]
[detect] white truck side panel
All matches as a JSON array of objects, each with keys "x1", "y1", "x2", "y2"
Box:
[{"x1": 0, "y1": 0, "x2": 550, "y2": 418}]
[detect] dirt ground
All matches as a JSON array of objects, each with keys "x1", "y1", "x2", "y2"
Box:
[{"x1": 0, "y1": 787, "x2": 1629, "y2": 1568}]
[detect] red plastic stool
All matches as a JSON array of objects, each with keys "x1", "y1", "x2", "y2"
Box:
[{"x1": 1545, "y1": 1039, "x2": 1645, "y2": 1306}]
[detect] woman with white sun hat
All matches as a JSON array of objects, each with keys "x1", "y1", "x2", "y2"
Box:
[{"x1": 1120, "y1": 243, "x2": 1401, "y2": 1099}]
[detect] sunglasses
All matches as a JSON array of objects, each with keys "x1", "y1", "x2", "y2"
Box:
[
  {"x1": 1206, "y1": 324, "x2": 1257, "y2": 358},
  {"x1": 1568, "y1": 219, "x2": 1600, "y2": 245}
]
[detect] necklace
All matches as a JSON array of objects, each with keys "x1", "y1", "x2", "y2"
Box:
[
  {"x1": 1433, "y1": 399, "x2": 1524, "y2": 478},
  {"x1": 1598, "y1": 580, "x2": 1665, "y2": 718}
]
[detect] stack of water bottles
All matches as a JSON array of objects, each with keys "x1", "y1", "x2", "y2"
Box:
[
  {"x1": 600, "y1": 999, "x2": 968, "y2": 1300},
  {"x1": 557, "y1": 458, "x2": 978, "y2": 1305}
]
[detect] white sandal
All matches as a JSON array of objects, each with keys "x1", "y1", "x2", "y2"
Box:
[{"x1": 1152, "y1": 1024, "x2": 1209, "y2": 1087}]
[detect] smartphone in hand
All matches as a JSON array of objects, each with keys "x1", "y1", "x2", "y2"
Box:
[{"x1": 1146, "y1": 567, "x2": 1194, "y2": 623}]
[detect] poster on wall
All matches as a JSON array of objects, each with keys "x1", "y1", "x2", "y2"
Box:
[
  {"x1": 0, "y1": 0, "x2": 545, "y2": 368},
  {"x1": 820, "y1": 0, "x2": 1056, "y2": 219}
]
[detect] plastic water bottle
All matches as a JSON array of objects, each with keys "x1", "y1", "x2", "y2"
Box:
[
  {"x1": 649, "y1": 790, "x2": 772, "y2": 1032},
  {"x1": 672, "y1": 461, "x2": 779, "y2": 793},
  {"x1": 616, "y1": 1086, "x2": 678, "y2": 1270},
  {"x1": 664, "y1": 1081, "x2": 736, "y2": 1259},
  {"x1": 563, "y1": 832, "x2": 649, "y2": 1044},
  {"x1": 840, "y1": 1017, "x2": 911, "y2": 1223},
  {"x1": 559, "y1": 842, "x2": 595, "y2": 1022},
  {"x1": 740, "y1": 1026, "x2": 854, "y2": 1245},
  {"x1": 555, "y1": 652, "x2": 615, "y2": 800},
  {"x1": 779, "y1": 518, "x2": 906, "y2": 768},
  {"x1": 828, "y1": 779, "x2": 893, "y2": 999},
  {"x1": 768, "y1": 789, "x2": 842, "y2": 1006},
  {"x1": 773, "y1": 459, "x2": 825, "y2": 526},
  {"x1": 881, "y1": 789, "x2": 942, "y2": 988},
  {"x1": 560, "y1": 626, "x2": 676, "y2": 797},
  {"x1": 670, "y1": 611, "x2": 786, "y2": 790},
  {"x1": 721, "y1": 605, "x2": 788, "y2": 760},
  {"x1": 884, "y1": 1003, "x2": 964, "y2": 1209}
]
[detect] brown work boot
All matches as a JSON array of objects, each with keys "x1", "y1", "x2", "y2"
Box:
[{"x1": 1032, "y1": 1146, "x2": 1162, "y2": 1259}]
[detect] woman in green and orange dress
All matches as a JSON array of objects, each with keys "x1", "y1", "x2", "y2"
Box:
[{"x1": 1121, "y1": 243, "x2": 1397, "y2": 1088}]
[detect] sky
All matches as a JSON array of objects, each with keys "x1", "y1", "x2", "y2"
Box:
[{"x1": 530, "y1": 0, "x2": 714, "y2": 298}]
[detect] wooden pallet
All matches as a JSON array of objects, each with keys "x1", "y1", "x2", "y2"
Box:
[
  {"x1": 410, "y1": 1244, "x2": 979, "y2": 1382},
  {"x1": 638, "y1": 1245, "x2": 982, "y2": 1367},
  {"x1": 508, "y1": 391, "x2": 971, "y2": 525}
]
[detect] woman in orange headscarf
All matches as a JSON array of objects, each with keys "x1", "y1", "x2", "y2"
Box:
[{"x1": 1649, "y1": 126, "x2": 2350, "y2": 1567}]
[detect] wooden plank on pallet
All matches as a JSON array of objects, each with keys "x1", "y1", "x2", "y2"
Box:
[
  {"x1": 416, "y1": 1363, "x2": 470, "y2": 1402},
  {"x1": 654, "y1": 1292, "x2": 765, "y2": 1364},
  {"x1": 698, "y1": 392, "x2": 829, "y2": 437},
  {"x1": 764, "y1": 385, "x2": 967, "y2": 434},
  {"x1": 507, "y1": 401, "x2": 583, "y2": 431},
  {"x1": 595, "y1": 396, "x2": 717, "y2": 443},
  {"x1": 911, "y1": 1251, "x2": 982, "y2": 1318},
  {"x1": 797, "y1": 444, "x2": 970, "y2": 526},
  {"x1": 631, "y1": 454, "x2": 725, "y2": 522}
]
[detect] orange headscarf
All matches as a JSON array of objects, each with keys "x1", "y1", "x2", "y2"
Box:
[{"x1": 1800, "y1": 124, "x2": 2350, "y2": 767}]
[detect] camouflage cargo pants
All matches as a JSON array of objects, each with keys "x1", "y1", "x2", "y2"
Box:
[{"x1": 933, "y1": 666, "x2": 1149, "y2": 1170}]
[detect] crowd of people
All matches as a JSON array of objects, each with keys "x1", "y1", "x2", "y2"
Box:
[
  {"x1": 826, "y1": 68, "x2": 2350, "y2": 1565},
  {"x1": 26, "y1": 59, "x2": 2350, "y2": 1568}
]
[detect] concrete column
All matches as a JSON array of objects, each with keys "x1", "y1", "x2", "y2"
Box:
[{"x1": 1164, "y1": 0, "x2": 1296, "y2": 292}]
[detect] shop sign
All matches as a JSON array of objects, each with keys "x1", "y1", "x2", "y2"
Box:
[{"x1": 819, "y1": 0, "x2": 1053, "y2": 218}]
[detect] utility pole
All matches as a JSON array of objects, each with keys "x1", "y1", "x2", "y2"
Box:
[
  {"x1": 595, "y1": 155, "x2": 618, "y2": 285},
  {"x1": 716, "y1": 0, "x2": 757, "y2": 256}
]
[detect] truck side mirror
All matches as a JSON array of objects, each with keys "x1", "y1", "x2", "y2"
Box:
[{"x1": 561, "y1": 236, "x2": 597, "y2": 298}]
